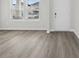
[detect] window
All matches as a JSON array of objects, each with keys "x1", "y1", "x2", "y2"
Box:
[{"x1": 11, "y1": 0, "x2": 40, "y2": 19}]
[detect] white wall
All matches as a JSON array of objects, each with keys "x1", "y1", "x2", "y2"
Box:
[
  {"x1": 0, "y1": 0, "x2": 49, "y2": 30},
  {"x1": 0, "y1": 1, "x2": 1, "y2": 27},
  {"x1": 72, "y1": 0, "x2": 79, "y2": 38},
  {"x1": 0, "y1": 0, "x2": 72, "y2": 31}
]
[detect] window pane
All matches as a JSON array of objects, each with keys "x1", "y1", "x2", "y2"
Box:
[{"x1": 11, "y1": 0, "x2": 40, "y2": 19}]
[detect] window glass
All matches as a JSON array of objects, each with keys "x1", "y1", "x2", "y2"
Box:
[{"x1": 11, "y1": 0, "x2": 40, "y2": 19}]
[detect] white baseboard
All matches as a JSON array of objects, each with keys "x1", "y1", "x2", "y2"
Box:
[
  {"x1": 0, "y1": 28, "x2": 47, "y2": 31},
  {"x1": 50, "y1": 29, "x2": 79, "y2": 39},
  {"x1": 73, "y1": 29, "x2": 79, "y2": 39},
  {"x1": 0, "y1": 28, "x2": 79, "y2": 39},
  {"x1": 50, "y1": 29, "x2": 73, "y2": 32}
]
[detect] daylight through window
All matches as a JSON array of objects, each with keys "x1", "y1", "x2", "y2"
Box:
[{"x1": 12, "y1": 0, "x2": 39, "y2": 19}]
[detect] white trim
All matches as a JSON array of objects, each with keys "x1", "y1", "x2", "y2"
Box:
[
  {"x1": 0, "y1": 28, "x2": 47, "y2": 31},
  {"x1": 0, "y1": 28, "x2": 79, "y2": 39},
  {"x1": 50, "y1": 29, "x2": 79, "y2": 39},
  {"x1": 0, "y1": 28, "x2": 51, "y2": 33},
  {"x1": 73, "y1": 29, "x2": 79, "y2": 39},
  {"x1": 50, "y1": 29, "x2": 73, "y2": 32},
  {"x1": 0, "y1": 28, "x2": 75, "y2": 32}
]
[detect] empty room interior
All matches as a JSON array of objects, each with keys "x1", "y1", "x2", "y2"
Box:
[{"x1": 0, "y1": 0, "x2": 79, "y2": 58}]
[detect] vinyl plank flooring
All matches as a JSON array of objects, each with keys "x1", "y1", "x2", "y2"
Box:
[{"x1": 0, "y1": 31, "x2": 79, "y2": 58}]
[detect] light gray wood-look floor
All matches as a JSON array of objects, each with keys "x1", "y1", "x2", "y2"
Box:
[{"x1": 0, "y1": 30, "x2": 79, "y2": 58}]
